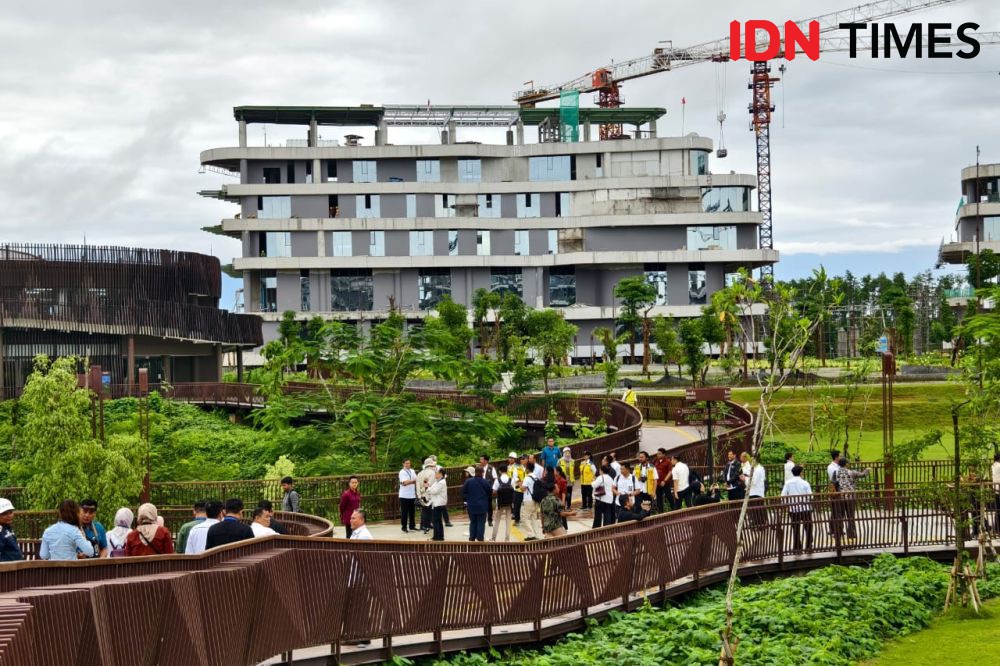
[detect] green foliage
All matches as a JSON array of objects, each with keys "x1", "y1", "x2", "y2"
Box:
[
  {"x1": 679, "y1": 318, "x2": 707, "y2": 384},
  {"x1": 651, "y1": 315, "x2": 683, "y2": 378},
  {"x1": 263, "y1": 455, "x2": 296, "y2": 480},
  {"x1": 430, "y1": 556, "x2": 1000, "y2": 666},
  {"x1": 525, "y1": 309, "x2": 577, "y2": 393},
  {"x1": 613, "y1": 276, "x2": 657, "y2": 360}
]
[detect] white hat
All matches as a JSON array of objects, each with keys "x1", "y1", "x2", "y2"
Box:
[
  {"x1": 508, "y1": 451, "x2": 517, "y2": 459},
  {"x1": 422, "y1": 458, "x2": 435, "y2": 467},
  {"x1": 500, "y1": 473, "x2": 510, "y2": 484},
  {"x1": 0, "y1": 498, "x2": 14, "y2": 513},
  {"x1": 465, "y1": 466, "x2": 476, "y2": 476},
  {"x1": 563, "y1": 447, "x2": 572, "y2": 454}
]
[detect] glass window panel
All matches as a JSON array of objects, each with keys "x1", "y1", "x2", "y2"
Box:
[
  {"x1": 435, "y1": 194, "x2": 455, "y2": 218},
  {"x1": 547, "y1": 229, "x2": 558, "y2": 254},
  {"x1": 689, "y1": 150, "x2": 709, "y2": 176},
  {"x1": 410, "y1": 230, "x2": 434, "y2": 256},
  {"x1": 458, "y1": 159, "x2": 481, "y2": 183},
  {"x1": 490, "y1": 269, "x2": 522, "y2": 298},
  {"x1": 356, "y1": 194, "x2": 381, "y2": 218},
  {"x1": 549, "y1": 269, "x2": 576, "y2": 306},
  {"x1": 263, "y1": 232, "x2": 291, "y2": 258},
  {"x1": 300, "y1": 271, "x2": 311, "y2": 312},
  {"x1": 725, "y1": 272, "x2": 742, "y2": 288},
  {"x1": 369, "y1": 231, "x2": 385, "y2": 257},
  {"x1": 330, "y1": 271, "x2": 373, "y2": 311},
  {"x1": 406, "y1": 194, "x2": 417, "y2": 218},
  {"x1": 332, "y1": 231, "x2": 352, "y2": 257},
  {"x1": 258, "y1": 196, "x2": 291, "y2": 219},
  {"x1": 644, "y1": 270, "x2": 668, "y2": 306},
  {"x1": 448, "y1": 230, "x2": 459, "y2": 256},
  {"x1": 984, "y1": 217, "x2": 1000, "y2": 241},
  {"x1": 686, "y1": 226, "x2": 737, "y2": 251},
  {"x1": 516, "y1": 193, "x2": 540, "y2": 218},
  {"x1": 416, "y1": 160, "x2": 440, "y2": 182},
  {"x1": 259, "y1": 272, "x2": 277, "y2": 312},
  {"x1": 477, "y1": 230, "x2": 491, "y2": 256},
  {"x1": 557, "y1": 192, "x2": 571, "y2": 217},
  {"x1": 514, "y1": 230, "x2": 529, "y2": 256},
  {"x1": 478, "y1": 194, "x2": 501, "y2": 218},
  {"x1": 701, "y1": 187, "x2": 751, "y2": 213},
  {"x1": 352, "y1": 160, "x2": 377, "y2": 183},
  {"x1": 262, "y1": 167, "x2": 281, "y2": 184},
  {"x1": 528, "y1": 155, "x2": 572, "y2": 182},
  {"x1": 688, "y1": 270, "x2": 707, "y2": 305},
  {"x1": 418, "y1": 269, "x2": 452, "y2": 310}
]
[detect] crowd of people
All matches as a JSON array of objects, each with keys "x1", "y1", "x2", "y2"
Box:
[{"x1": 0, "y1": 477, "x2": 304, "y2": 562}]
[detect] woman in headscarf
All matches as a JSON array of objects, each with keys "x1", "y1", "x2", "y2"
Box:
[
  {"x1": 107, "y1": 507, "x2": 133, "y2": 557},
  {"x1": 124, "y1": 503, "x2": 174, "y2": 556}
]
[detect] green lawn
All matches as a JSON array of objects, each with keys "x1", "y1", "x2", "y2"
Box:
[
  {"x1": 767, "y1": 428, "x2": 952, "y2": 461},
  {"x1": 864, "y1": 598, "x2": 1000, "y2": 665}
]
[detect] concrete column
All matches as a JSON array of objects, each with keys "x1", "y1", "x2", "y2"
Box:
[
  {"x1": 317, "y1": 230, "x2": 326, "y2": 256},
  {"x1": 238, "y1": 120, "x2": 247, "y2": 147},
  {"x1": 127, "y1": 336, "x2": 135, "y2": 391},
  {"x1": 447, "y1": 121, "x2": 457, "y2": 145},
  {"x1": 161, "y1": 355, "x2": 171, "y2": 384},
  {"x1": 506, "y1": 129, "x2": 514, "y2": 145},
  {"x1": 441, "y1": 130, "x2": 449, "y2": 145},
  {"x1": 312, "y1": 158, "x2": 322, "y2": 183},
  {"x1": 515, "y1": 119, "x2": 525, "y2": 145},
  {"x1": 583, "y1": 121, "x2": 592, "y2": 142},
  {"x1": 215, "y1": 344, "x2": 223, "y2": 382},
  {"x1": 236, "y1": 349, "x2": 244, "y2": 383},
  {"x1": 648, "y1": 119, "x2": 657, "y2": 138},
  {"x1": 239, "y1": 159, "x2": 248, "y2": 184},
  {"x1": 535, "y1": 267, "x2": 544, "y2": 309},
  {"x1": 375, "y1": 119, "x2": 388, "y2": 146},
  {"x1": 308, "y1": 119, "x2": 318, "y2": 147}
]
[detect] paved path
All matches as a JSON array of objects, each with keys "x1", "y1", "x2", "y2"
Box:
[{"x1": 642, "y1": 423, "x2": 703, "y2": 452}]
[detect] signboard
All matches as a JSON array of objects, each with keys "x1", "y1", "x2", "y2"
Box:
[
  {"x1": 682, "y1": 418, "x2": 745, "y2": 427},
  {"x1": 685, "y1": 387, "x2": 731, "y2": 402},
  {"x1": 876, "y1": 336, "x2": 889, "y2": 354}
]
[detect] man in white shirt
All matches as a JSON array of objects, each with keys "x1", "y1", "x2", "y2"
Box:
[
  {"x1": 747, "y1": 461, "x2": 768, "y2": 527},
  {"x1": 615, "y1": 464, "x2": 638, "y2": 511},
  {"x1": 609, "y1": 453, "x2": 622, "y2": 478},
  {"x1": 781, "y1": 464, "x2": 813, "y2": 551},
  {"x1": 528, "y1": 454, "x2": 544, "y2": 481},
  {"x1": 670, "y1": 454, "x2": 691, "y2": 509},
  {"x1": 520, "y1": 463, "x2": 542, "y2": 540},
  {"x1": 590, "y1": 466, "x2": 617, "y2": 528},
  {"x1": 250, "y1": 507, "x2": 277, "y2": 538},
  {"x1": 827, "y1": 450, "x2": 841, "y2": 486},
  {"x1": 480, "y1": 455, "x2": 497, "y2": 527},
  {"x1": 185, "y1": 500, "x2": 222, "y2": 555},
  {"x1": 398, "y1": 459, "x2": 418, "y2": 533},
  {"x1": 783, "y1": 452, "x2": 796, "y2": 485},
  {"x1": 349, "y1": 509, "x2": 374, "y2": 540}
]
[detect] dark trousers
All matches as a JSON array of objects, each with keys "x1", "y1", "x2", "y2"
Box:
[
  {"x1": 592, "y1": 501, "x2": 617, "y2": 528},
  {"x1": 565, "y1": 485, "x2": 574, "y2": 511},
  {"x1": 513, "y1": 492, "x2": 524, "y2": 522},
  {"x1": 344, "y1": 525, "x2": 351, "y2": 539},
  {"x1": 842, "y1": 494, "x2": 858, "y2": 538},
  {"x1": 400, "y1": 498, "x2": 416, "y2": 531},
  {"x1": 487, "y1": 498, "x2": 494, "y2": 525},
  {"x1": 673, "y1": 487, "x2": 693, "y2": 510},
  {"x1": 727, "y1": 487, "x2": 745, "y2": 502},
  {"x1": 789, "y1": 510, "x2": 813, "y2": 550},
  {"x1": 420, "y1": 504, "x2": 433, "y2": 531},
  {"x1": 995, "y1": 493, "x2": 1000, "y2": 533},
  {"x1": 468, "y1": 512, "x2": 486, "y2": 541},
  {"x1": 581, "y1": 485, "x2": 593, "y2": 510},
  {"x1": 432, "y1": 506, "x2": 446, "y2": 541},
  {"x1": 655, "y1": 485, "x2": 669, "y2": 512}
]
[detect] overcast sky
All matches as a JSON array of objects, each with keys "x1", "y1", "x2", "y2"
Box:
[{"x1": 1, "y1": 0, "x2": 998, "y2": 296}]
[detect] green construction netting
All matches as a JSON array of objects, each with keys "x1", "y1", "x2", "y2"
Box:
[{"x1": 559, "y1": 90, "x2": 579, "y2": 142}]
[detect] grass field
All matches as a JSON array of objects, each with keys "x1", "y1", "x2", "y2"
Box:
[{"x1": 864, "y1": 599, "x2": 1000, "y2": 665}]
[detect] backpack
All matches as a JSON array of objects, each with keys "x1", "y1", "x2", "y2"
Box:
[
  {"x1": 530, "y1": 479, "x2": 548, "y2": 503},
  {"x1": 496, "y1": 479, "x2": 514, "y2": 506},
  {"x1": 108, "y1": 533, "x2": 127, "y2": 558}
]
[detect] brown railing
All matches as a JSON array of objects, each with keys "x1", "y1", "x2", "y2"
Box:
[{"x1": 0, "y1": 487, "x2": 984, "y2": 666}]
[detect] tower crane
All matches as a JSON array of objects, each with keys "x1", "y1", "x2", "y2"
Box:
[{"x1": 513, "y1": 0, "x2": 985, "y2": 282}]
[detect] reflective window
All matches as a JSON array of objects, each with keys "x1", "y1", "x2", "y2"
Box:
[
  {"x1": 458, "y1": 159, "x2": 482, "y2": 183},
  {"x1": 478, "y1": 194, "x2": 501, "y2": 218},
  {"x1": 330, "y1": 270, "x2": 373, "y2": 311},
  {"x1": 435, "y1": 194, "x2": 455, "y2": 218},
  {"x1": 549, "y1": 268, "x2": 576, "y2": 307},
  {"x1": 369, "y1": 231, "x2": 385, "y2": 257},
  {"x1": 689, "y1": 150, "x2": 709, "y2": 176},
  {"x1": 332, "y1": 231, "x2": 352, "y2": 257},
  {"x1": 516, "y1": 193, "x2": 540, "y2": 218},
  {"x1": 416, "y1": 160, "x2": 440, "y2": 182},
  {"x1": 984, "y1": 217, "x2": 1000, "y2": 241},
  {"x1": 356, "y1": 194, "x2": 380, "y2": 218},
  {"x1": 688, "y1": 269, "x2": 707, "y2": 305},
  {"x1": 687, "y1": 226, "x2": 737, "y2": 250},
  {"x1": 644, "y1": 269, "x2": 668, "y2": 306},
  {"x1": 514, "y1": 230, "x2": 529, "y2": 256},
  {"x1": 448, "y1": 230, "x2": 459, "y2": 256},
  {"x1": 547, "y1": 229, "x2": 558, "y2": 255},
  {"x1": 259, "y1": 272, "x2": 277, "y2": 312},
  {"x1": 410, "y1": 230, "x2": 434, "y2": 256},
  {"x1": 491, "y1": 268, "x2": 522, "y2": 298},
  {"x1": 477, "y1": 230, "x2": 491, "y2": 256},
  {"x1": 353, "y1": 160, "x2": 377, "y2": 183},
  {"x1": 556, "y1": 192, "x2": 570, "y2": 217},
  {"x1": 406, "y1": 194, "x2": 417, "y2": 219},
  {"x1": 258, "y1": 196, "x2": 291, "y2": 219},
  {"x1": 262, "y1": 167, "x2": 281, "y2": 184},
  {"x1": 263, "y1": 232, "x2": 291, "y2": 258},
  {"x1": 418, "y1": 269, "x2": 451, "y2": 310},
  {"x1": 300, "y1": 270, "x2": 311, "y2": 312},
  {"x1": 529, "y1": 155, "x2": 573, "y2": 181},
  {"x1": 725, "y1": 272, "x2": 742, "y2": 287},
  {"x1": 595, "y1": 153, "x2": 603, "y2": 178},
  {"x1": 701, "y1": 187, "x2": 751, "y2": 213}
]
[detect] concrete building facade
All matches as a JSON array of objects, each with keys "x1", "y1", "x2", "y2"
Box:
[
  {"x1": 938, "y1": 161, "x2": 1000, "y2": 306},
  {"x1": 200, "y1": 105, "x2": 777, "y2": 357}
]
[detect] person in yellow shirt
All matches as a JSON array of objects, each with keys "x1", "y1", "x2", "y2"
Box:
[
  {"x1": 636, "y1": 450, "x2": 659, "y2": 507},
  {"x1": 621, "y1": 380, "x2": 638, "y2": 408},
  {"x1": 578, "y1": 451, "x2": 597, "y2": 512},
  {"x1": 557, "y1": 447, "x2": 577, "y2": 510},
  {"x1": 507, "y1": 452, "x2": 527, "y2": 525}
]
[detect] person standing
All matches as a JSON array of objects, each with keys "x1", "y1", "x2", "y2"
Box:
[
  {"x1": 480, "y1": 455, "x2": 497, "y2": 527},
  {"x1": 621, "y1": 379, "x2": 637, "y2": 407},
  {"x1": 185, "y1": 500, "x2": 223, "y2": 555},
  {"x1": 541, "y1": 438, "x2": 561, "y2": 471},
  {"x1": 250, "y1": 507, "x2": 277, "y2": 538},
  {"x1": 349, "y1": 509, "x2": 374, "y2": 540},
  {"x1": 615, "y1": 464, "x2": 638, "y2": 515},
  {"x1": 0, "y1": 498, "x2": 23, "y2": 562},
  {"x1": 491, "y1": 473, "x2": 514, "y2": 542},
  {"x1": 79, "y1": 499, "x2": 108, "y2": 558},
  {"x1": 826, "y1": 450, "x2": 841, "y2": 487},
  {"x1": 579, "y1": 451, "x2": 597, "y2": 512},
  {"x1": 783, "y1": 452, "x2": 796, "y2": 485},
  {"x1": 991, "y1": 452, "x2": 1000, "y2": 532},
  {"x1": 431, "y1": 456, "x2": 454, "y2": 527},
  {"x1": 654, "y1": 448, "x2": 673, "y2": 513},
  {"x1": 671, "y1": 454, "x2": 692, "y2": 509},
  {"x1": 636, "y1": 451, "x2": 658, "y2": 508},
  {"x1": 557, "y1": 448, "x2": 576, "y2": 510},
  {"x1": 723, "y1": 449, "x2": 744, "y2": 501},
  {"x1": 106, "y1": 508, "x2": 134, "y2": 558},
  {"x1": 206, "y1": 499, "x2": 254, "y2": 549},
  {"x1": 746, "y1": 459, "x2": 768, "y2": 526},
  {"x1": 339, "y1": 476, "x2": 362, "y2": 540},
  {"x1": 280, "y1": 477, "x2": 301, "y2": 513},
  {"x1": 540, "y1": 483, "x2": 576, "y2": 538},
  {"x1": 398, "y1": 459, "x2": 418, "y2": 533},
  {"x1": 416, "y1": 458, "x2": 437, "y2": 534},
  {"x1": 125, "y1": 504, "x2": 174, "y2": 556},
  {"x1": 428, "y1": 468, "x2": 448, "y2": 542},
  {"x1": 462, "y1": 466, "x2": 491, "y2": 542},
  {"x1": 520, "y1": 462, "x2": 543, "y2": 540},
  {"x1": 781, "y1": 465, "x2": 814, "y2": 551},
  {"x1": 510, "y1": 453, "x2": 527, "y2": 525},
  {"x1": 40, "y1": 500, "x2": 94, "y2": 561},
  {"x1": 835, "y1": 458, "x2": 869, "y2": 540},
  {"x1": 591, "y1": 465, "x2": 618, "y2": 528},
  {"x1": 609, "y1": 452, "x2": 622, "y2": 478},
  {"x1": 176, "y1": 500, "x2": 207, "y2": 555}
]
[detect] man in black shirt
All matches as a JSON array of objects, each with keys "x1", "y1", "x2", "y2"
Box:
[{"x1": 206, "y1": 498, "x2": 254, "y2": 549}]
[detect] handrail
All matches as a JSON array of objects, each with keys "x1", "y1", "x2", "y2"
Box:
[{"x1": 0, "y1": 486, "x2": 988, "y2": 666}]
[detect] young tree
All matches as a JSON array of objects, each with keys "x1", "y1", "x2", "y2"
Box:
[
  {"x1": 525, "y1": 309, "x2": 578, "y2": 394},
  {"x1": 613, "y1": 276, "x2": 657, "y2": 364},
  {"x1": 651, "y1": 316, "x2": 683, "y2": 378},
  {"x1": 679, "y1": 319, "x2": 707, "y2": 385}
]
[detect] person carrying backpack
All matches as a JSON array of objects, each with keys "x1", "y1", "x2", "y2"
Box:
[
  {"x1": 491, "y1": 473, "x2": 515, "y2": 542},
  {"x1": 106, "y1": 507, "x2": 133, "y2": 558}
]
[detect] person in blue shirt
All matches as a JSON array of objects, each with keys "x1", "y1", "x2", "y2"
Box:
[
  {"x1": 0, "y1": 498, "x2": 23, "y2": 562},
  {"x1": 541, "y1": 437, "x2": 561, "y2": 471},
  {"x1": 40, "y1": 500, "x2": 95, "y2": 561},
  {"x1": 79, "y1": 498, "x2": 108, "y2": 558}
]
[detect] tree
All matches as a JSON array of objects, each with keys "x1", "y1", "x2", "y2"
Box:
[
  {"x1": 424, "y1": 295, "x2": 473, "y2": 360},
  {"x1": 679, "y1": 319, "x2": 706, "y2": 385},
  {"x1": 525, "y1": 309, "x2": 578, "y2": 394},
  {"x1": 613, "y1": 276, "x2": 657, "y2": 364},
  {"x1": 651, "y1": 316, "x2": 683, "y2": 378}
]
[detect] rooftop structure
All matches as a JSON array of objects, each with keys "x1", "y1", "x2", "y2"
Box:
[{"x1": 937, "y1": 162, "x2": 1000, "y2": 306}]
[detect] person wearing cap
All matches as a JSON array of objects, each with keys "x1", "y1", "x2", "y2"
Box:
[
  {"x1": 0, "y1": 498, "x2": 23, "y2": 562},
  {"x1": 557, "y1": 448, "x2": 576, "y2": 511},
  {"x1": 509, "y1": 453, "x2": 527, "y2": 525},
  {"x1": 416, "y1": 457, "x2": 437, "y2": 534},
  {"x1": 462, "y1": 466, "x2": 492, "y2": 542},
  {"x1": 491, "y1": 472, "x2": 515, "y2": 542}
]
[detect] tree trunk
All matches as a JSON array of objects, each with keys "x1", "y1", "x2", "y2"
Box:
[
  {"x1": 641, "y1": 315, "x2": 652, "y2": 379},
  {"x1": 369, "y1": 419, "x2": 378, "y2": 465},
  {"x1": 543, "y1": 362, "x2": 551, "y2": 394}
]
